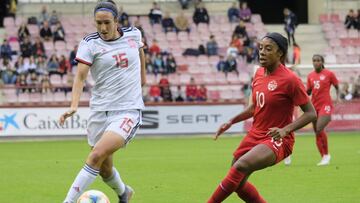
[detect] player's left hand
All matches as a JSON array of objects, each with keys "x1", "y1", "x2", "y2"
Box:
[{"x1": 267, "y1": 127, "x2": 288, "y2": 141}]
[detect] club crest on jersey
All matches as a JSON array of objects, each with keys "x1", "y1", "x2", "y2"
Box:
[
  {"x1": 267, "y1": 80, "x2": 277, "y2": 91},
  {"x1": 320, "y1": 75, "x2": 326, "y2": 80},
  {"x1": 128, "y1": 39, "x2": 137, "y2": 48}
]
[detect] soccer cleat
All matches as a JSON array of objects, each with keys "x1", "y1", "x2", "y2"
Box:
[
  {"x1": 317, "y1": 154, "x2": 331, "y2": 166},
  {"x1": 119, "y1": 185, "x2": 134, "y2": 203},
  {"x1": 284, "y1": 156, "x2": 291, "y2": 166}
]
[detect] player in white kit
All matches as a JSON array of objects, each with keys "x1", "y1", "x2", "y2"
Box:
[{"x1": 59, "y1": 1, "x2": 146, "y2": 202}]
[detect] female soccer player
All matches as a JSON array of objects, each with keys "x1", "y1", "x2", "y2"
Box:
[
  {"x1": 207, "y1": 32, "x2": 317, "y2": 203},
  {"x1": 59, "y1": 1, "x2": 146, "y2": 202},
  {"x1": 307, "y1": 54, "x2": 339, "y2": 166}
]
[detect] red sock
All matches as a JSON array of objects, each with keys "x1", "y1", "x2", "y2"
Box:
[
  {"x1": 208, "y1": 167, "x2": 245, "y2": 203},
  {"x1": 235, "y1": 181, "x2": 266, "y2": 203},
  {"x1": 316, "y1": 133, "x2": 324, "y2": 156},
  {"x1": 319, "y1": 130, "x2": 329, "y2": 155}
]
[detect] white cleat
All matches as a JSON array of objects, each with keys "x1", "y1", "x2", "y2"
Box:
[
  {"x1": 284, "y1": 156, "x2": 291, "y2": 166},
  {"x1": 317, "y1": 154, "x2": 331, "y2": 166}
]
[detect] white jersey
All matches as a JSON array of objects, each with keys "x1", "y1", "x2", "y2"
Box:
[{"x1": 76, "y1": 27, "x2": 144, "y2": 111}]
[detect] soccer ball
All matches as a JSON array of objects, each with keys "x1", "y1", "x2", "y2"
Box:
[{"x1": 77, "y1": 190, "x2": 110, "y2": 203}]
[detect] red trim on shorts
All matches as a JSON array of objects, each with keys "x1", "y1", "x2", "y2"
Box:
[{"x1": 75, "y1": 58, "x2": 92, "y2": 66}]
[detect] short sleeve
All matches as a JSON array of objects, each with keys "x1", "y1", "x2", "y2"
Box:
[
  {"x1": 330, "y1": 71, "x2": 339, "y2": 86},
  {"x1": 291, "y1": 76, "x2": 309, "y2": 106},
  {"x1": 306, "y1": 75, "x2": 312, "y2": 92},
  {"x1": 134, "y1": 27, "x2": 144, "y2": 48},
  {"x1": 75, "y1": 40, "x2": 93, "y2": 66}
]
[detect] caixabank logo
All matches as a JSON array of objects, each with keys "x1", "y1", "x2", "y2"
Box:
[{"x1": 0, "y1": 113, "x2": 20, "y2": 132}]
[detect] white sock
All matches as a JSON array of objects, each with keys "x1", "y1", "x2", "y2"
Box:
[
  {"x1": 63, "y1": 164, "x2": 99, "y2": 203},
  {"x1": 103, "y1": 167, "x2": 126, "y2": 196}
]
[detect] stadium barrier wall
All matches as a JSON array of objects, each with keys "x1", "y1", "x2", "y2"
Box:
[{"x1": 0, "y1": 104, "x2": 244, "y2": 136}]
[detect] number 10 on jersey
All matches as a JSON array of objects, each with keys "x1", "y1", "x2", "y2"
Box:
[
  {"x1": 112, "y1": 53, "x2": 128, "y2": 68},
  {"x1": 255, "y1": 91, "x2": 265, "y2": 108}
]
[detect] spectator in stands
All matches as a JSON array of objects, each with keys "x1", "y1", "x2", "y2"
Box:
[
  {"x1": 32, "y1": 36, "x2": 46, "y2": 58},
  {"x1": 352, "y1": 76, "x2": 360, "y2": 99},
  {"x1": 175, "y1": 11, "x2": 190, "y2": 33},
  {"x1": 38, "y1": 5, "x2": 49, "y2": 26},
  {"x1": 162, "y1": 12, "x2": 176, "y2": 33},
  {"x1": 198, "y1": 44, "x2": 206, "y2": 55},
  {"x1": 0, "y1": 0, "x2": 9, "y2": 28},
  {"x1": 149, "y1": 39, "x2": 161, "y2": 56},
  {"x1": 118, "y1": 6, "x2": 129, "y2": 26},
  {"x1": 20, "y1": 36, "x2": 33, "y2": 58},
  {"x1": 15, "y1": 56, "x2": 26, "y2": 74},
  {"x1": 344, "y1": 9, "x2": 358, "y2": 30},
  {"x1": 228, "y1": 2, "x2": 239, "y2": 23},
  {"x1": 145, "y1": 54, "x2": 154, "y2": 74},
  {"x1": 134, "y1": 18, "x2": 145, "y2": 37},
  {"x1": 40, "y1": 20, "x2": 53, "y2": 41},
  {"x1": 233, "y1": 20, "x2": 248, "y2": 40},
  {"x1": 53, "y1": 22, "x2": 66, "y2": 42},
  {"x1": 47, "y1": 54, "x2": 60, "y2": 76},
  {"x1": 58, "y1": 55, "x2": 71, "y2": 77},
  {"x1": 0, "y1": 39, "x2": 13, "y2": 60},
  {"x1": 244, "y1": 36, "x2": 258, "y2": 63},
  {"x1": 159, "y1": 74, "x2": 170, "y2": 88},
  {"x1": 63, "y1": 71, "x2": 74, "y2": 95},
  {"x1": 161, "y1": 86, "x2": 173, "y2": 102},
  {"x1": 206, "y1": 35, "x2": 218, "y2": 56},
  {"x1": 217, "y1": 55, "x2": 227, "y2": 72},
  {"x1": 40, "y1": 73, "x2": 52, "y2": 93},
  {"x1": 165, "y1": 53, "x2": 177, "y2": 73},
  {"x1": 283, "y1": 8, "x2": 298, "y2": 46},
  {"x1": 225, "y1": 54, "x2": 238, "y2": 75},
  {"x1": 153, "y1": 53, "x2": 164, "y2": 75},
  {"x1": 227, "y1": 35, "x2": 243, "y2": 57},
  {"x1": 36, "y1": 56, "x2": 47, "y2": 75},
  {"x1": 49, "y1": 10, "x2": 59, "y2": 26},
  {"x1": 26, "y1": 56, "x2": 37, "y2": 74},
  {"x1": 186, "y1": 77, "x2": 198, "y2": 101},
  {"x1": 149, "y1": 84, "x2": 162, "y2": 102},
  {"x1": 69, "y1": 45, "x2": 78, "y2": 69},
  {"x1": 174, "y1": 85, "x2": 185, "y2": 102},
  {"x1": 239, "y1": 1, "x2": 252, "y2": 22},
  {"x1": 27, "y1": 72, "x2": 39, "y2": 93},
  {"x1": 193, "y1": 3, "x2": 210, "y2": 25},
  {"x1": 357, "y1": 9, "x2": 360, "y2": 30},
  {"x1": 16, "y1": 73, "x2": 27, "y2": 94},
  {"x1": 18, "y1": 22, "x2": 30, "y2": 43},
  {"x1": 149, "y1": 2, "x2": 162, "y2": 25},
  {"x1": 8, "y1": 0, "x2": 17, "y2": 18},
  {"x1": 179, "y1": 0, "x2": 190, "y2": 9},
  {"x1": 1, "y1": 58, "x2": 17, "y2": 84},
  {"x1": 197, "y1": 84, "x2": 207, "y2": 101},
  {"x1": 121, "y1": 19, "x2": 130, "y2": 28},
  {"x1": 292, "y1": 43, "x2": 301, "y2": 64},
  {"x1": 340, "y1": 82, "x2": 352, "y2": 100},
  {"x1": 0, "y1": 78, "x2": 4, "y2": 104}
]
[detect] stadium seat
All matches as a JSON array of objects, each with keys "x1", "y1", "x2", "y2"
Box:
[
  {"x1": 330, "y1": 14, "x2": 340, "y2": 23},
  {"x1": 220, "y1": 90, "x2": 232, "y2": 100},
  {"x1": 227, "y1": 73, "x2": 240, "y2": 84},
  {"x1": 29, "y1": 92, "x2": 42, "y2": 103},
  {"x1": 208, "y1": 90, "x2": 220, "y2": 101},
  {"x1": 325, "y1": 54, "x2": 337, "y2": 64},
  {"x1": 18, "y1": 93, "x2": 30, "y2": 103},
  {"x1": 4, "y1": 17, "x2": 15, "y2": 27},
  {"x1": 319, "y1": 14, "x2": 329, "y2": 23}
]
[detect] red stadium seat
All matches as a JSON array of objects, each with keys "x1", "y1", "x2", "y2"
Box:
[
  {"x1": 330, "y1": 14, "x2": 340, "y2": 23},
  {"x1": 319, "y1": 14, "x2": 329, "y2": 23},
  {"x1": 208, "y1": 90, "x2": 220, "y2": 101}
]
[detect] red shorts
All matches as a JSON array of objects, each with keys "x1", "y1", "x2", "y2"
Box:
[
  {"x1": 316, "y1": 104, "x2": 333, "y2": 116},
  {"x1": 233, "y1": 133, "x2": 294, "y2": 163}
]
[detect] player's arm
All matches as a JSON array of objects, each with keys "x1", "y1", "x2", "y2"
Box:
[
  {"x1": 139, "y1": 47, "x2": 146, "y2": 86},
  {"x1": 214, "y1": 101, "x2": 254, "y2": 140},
  {"x1": 268, "y1": 101, "x2": 316, "y2": 140},
  {"x1": 59, "y1": 62, "x2": 90, "y2": 125}
]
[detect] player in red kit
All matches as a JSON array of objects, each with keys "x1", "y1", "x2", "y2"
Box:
[
  {"x1": 207, "y1": 33, "x2": 317, "y2": 203},
  {"x1": 307, "y1": 54, "x2": 339, "y2": 166}
]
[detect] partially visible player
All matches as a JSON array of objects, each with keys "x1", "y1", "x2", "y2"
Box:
[
  {"x1": 307, "y1": 54, "x2": 339, "y2": 166},
  {"x1": 207, "y1": 32, "x2": 316, "y2": 203},
  {"x1": 59, "y1": 1, "x2": 146, "y2": 202}
]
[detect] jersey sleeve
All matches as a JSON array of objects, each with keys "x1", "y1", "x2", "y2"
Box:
[
  {"x1": 330, "y1": 71, "x2": 339, "y2": 86},
  {"x1": 75, "y1": 40, "x2": 94, "y2": 66},
  {"x1": 306, "y1": 74, "x2": 312, "y2": 92},
  {"x1": 291, "y1": 76, "x2": 309, "y2": 106},
  {"x1": 133, "y1": 27, "x2": 144, "y2": 48}
]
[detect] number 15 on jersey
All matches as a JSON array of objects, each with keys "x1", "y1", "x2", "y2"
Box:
[{"x1": 112, "y1": 53, "x2": 128, "y2": 68}]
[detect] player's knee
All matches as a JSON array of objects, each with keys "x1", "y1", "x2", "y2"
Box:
[
  {"x1": 315, "y1": 128, "x2": 323, "y2": 135},
  {"x1": 88, "y1": 149, "x2": 107, "y2": 166},
  {"x1": 234, "y1": 159, "x2": 252, "y2": 173}
]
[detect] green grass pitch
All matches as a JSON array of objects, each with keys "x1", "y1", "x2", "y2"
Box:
[{"x1": 0, "y1": 132, "x2": 359, "y2": 203}]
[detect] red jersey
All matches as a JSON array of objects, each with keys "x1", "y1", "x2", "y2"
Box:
[
  {"x1": 186, "y1": 84, "x2": 197, "y2": 97},
  {"x1": 197, "y1": 87, "x2": 207, "y2": 99},
  {"x1": 307, "y1": 69, "x2": 339, "y2": 109},
  {"x1": 250, "y1": 64, "x2": 309, "y2": 139},
  {"x1": 149, "y1": 85, "x2": 161, "y2": 97}
]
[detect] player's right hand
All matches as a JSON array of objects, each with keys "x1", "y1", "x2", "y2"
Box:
[
  {"x1": 59, "y1": 109, "x2": 77, "y2": 126},
  {"x1": 214, "y1": 122, "x2": 232, "y2": 140}
]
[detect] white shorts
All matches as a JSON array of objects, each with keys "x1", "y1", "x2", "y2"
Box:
[{"x1": 87, "y1": 109, "x2": 142, "y2": 147}]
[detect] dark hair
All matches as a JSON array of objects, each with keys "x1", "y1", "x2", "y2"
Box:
[
  {"x1": 263, "y1": 32, "x2": 288, "y2": 64},
  {"x1": 94, "y1": 0, "x2": 118, "y2": 18},
  {"x1": 312, "y1": 54, "x2": 325, "y2": 68}
]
